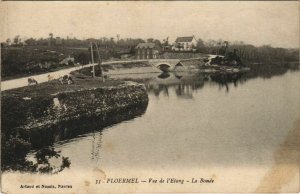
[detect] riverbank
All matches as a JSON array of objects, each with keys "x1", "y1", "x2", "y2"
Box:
[
  {"x1": 0, "y1": 60, "x2": 156, "y2": 91},
  {"x1": 2, "y1": 74, "x2": 148, "y2": 131},
  {"x1": 1, "y1": 76, "x2": 148, "y2": 142},
  {"x1": 1, "y1": 75, "x2": 148, "y2": 170}
]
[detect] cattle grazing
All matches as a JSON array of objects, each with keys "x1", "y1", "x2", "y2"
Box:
[
  {"x1": 58, "y1": 75, "x2": 74, "y2": 85},
  {"x1": 67, "y1": 76, "x2": 74, "y2": 84},
  {"x1": 58, "y1": 76, "x2": 64, "y2": 84},
  {"x1": 28, "y1": 78, "x2": 38, "y2": 85}
]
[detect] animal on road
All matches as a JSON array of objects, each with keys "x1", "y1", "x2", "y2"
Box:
[{"x1": 28, "y1": 78, "x2": 38, "y2": 85}]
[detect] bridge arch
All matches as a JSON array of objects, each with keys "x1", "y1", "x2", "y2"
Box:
[
  {"x1": 156, "y1": 63, "x2": 172, "y2": 72},
  {"x1": 149, "y1": 59, "x2": 181, "y2": 72},
  {"x1": 173, "y1": 62, "x2": 186, "y2": 71}
]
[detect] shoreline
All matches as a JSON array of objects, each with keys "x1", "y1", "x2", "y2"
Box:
[{"x1": 2, "y1": 76, "x2": 149, "y2": 130}]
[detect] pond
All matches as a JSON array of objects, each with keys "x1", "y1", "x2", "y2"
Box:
[{"x1": 2, "y1": 66, "x2": 300, "y2": 193}]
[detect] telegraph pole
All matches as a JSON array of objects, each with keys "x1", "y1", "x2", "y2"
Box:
[
  {"x1": 95, "y1": 43, "x2": 104, "y2": 82},
  {"x1": 90, "y1": 42, "x2": 95, "y2": 78}
]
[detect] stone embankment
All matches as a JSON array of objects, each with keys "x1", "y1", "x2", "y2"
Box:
[{"x1": 2, "y1": 77, "x2": 149, "y2": 147}]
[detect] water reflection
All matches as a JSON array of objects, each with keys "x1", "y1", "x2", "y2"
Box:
[
  {"x1": 2, "y1": 62, "x2": 299, "y2": 173},
  {"x1": 90, "y1": 131, "x2": 103, "y2": 161},
  {"x1": 2, "y1": 104, "x2": 148, "y2": 172},
  {"x1": 2, "y1": 141, "x2": 70, "y2": 174},
  {"x1": 29, "y1": 104, "x2": 147, "y2": 149},
  {"x1": 109, "y1": 63, "x2": 299, "y2": 97},
  {"x1": 247, "y1": 62, "x2": 299, "y2": 79},
  {"x1": 110, "y1": 71, "x2": 238, "y2": 98},
  {"x1": 210, "y1": 73, "x2": 245, "y2": 92},
  {"x1": 157, "y1": 72, "x2": 170, "y2": 79}
]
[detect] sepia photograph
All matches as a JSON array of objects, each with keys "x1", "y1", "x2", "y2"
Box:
[{"x1": 0, "y1": 1, "x2": 299, "y2": 193}]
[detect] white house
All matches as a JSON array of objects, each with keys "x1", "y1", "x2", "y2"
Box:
[{"x1": 172, "y1": 36, "x2": 197, "y2": 51}]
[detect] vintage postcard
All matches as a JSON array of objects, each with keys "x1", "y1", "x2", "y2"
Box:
[{"x1": 0, "y1": 1, "x2": 299, "y2": 193}]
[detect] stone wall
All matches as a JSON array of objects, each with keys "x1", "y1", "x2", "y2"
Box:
[{"x1": 1, "y1": 81, "x2": 148, "y2": 147}]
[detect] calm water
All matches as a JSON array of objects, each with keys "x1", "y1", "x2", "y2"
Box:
[
  {"x1": 46, "y1": 70, "x2": 300, "y2": 168},
  {"x1": 3, "y1": 69, "x2": 300, "y2": 192}
]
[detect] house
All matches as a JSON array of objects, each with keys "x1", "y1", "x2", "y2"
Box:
[
  {"x1": 172, "y1": 36, "x2": 197, "y2": 51},
  {"x1": 114, "y1": 47, "x2": 132, "y2": 59},
  {"x1": 135, "y1": 43, "x2": 161, "y2": 59}
]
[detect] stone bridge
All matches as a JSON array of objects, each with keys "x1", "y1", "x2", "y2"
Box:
[{"x1": 148, "y1": 59, "x2": 185, "y2": 72}]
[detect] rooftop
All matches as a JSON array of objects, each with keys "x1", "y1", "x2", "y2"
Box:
[
  {"x1": 175, "y1": 36, "x2": 195, "y2": 43},
  {"x1": 135, "y1": 42, "x2": 157, "y2": 49}
]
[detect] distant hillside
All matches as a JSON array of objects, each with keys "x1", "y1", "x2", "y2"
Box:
[{"x1": 1, "y1": 46, "x2": 91, "y2": 79}]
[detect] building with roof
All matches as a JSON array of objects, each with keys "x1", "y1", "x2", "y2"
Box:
[
  {"x1": 135, "y1": 42, "x2": 161, "y2": 59},
  {"x1": 172, "y1": 36, "x2": 197, "y2": 51}
]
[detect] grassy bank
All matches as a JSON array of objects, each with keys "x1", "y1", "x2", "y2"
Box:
[
  {"x1": 2, "y1": 73, "x2": 149, "y2": 134},
  {"x1": 1, "y1": 74, "x2": 149, "y2": 171},
  {"x1": 1, "y1": 46, "x2": 89, "y2": 80}
]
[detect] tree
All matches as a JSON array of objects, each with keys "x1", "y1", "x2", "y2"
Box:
[
  {"x1": 162, "y1": 37, "x2": 169, "y2": 46},
  {"x1": 6, "y1": 38, "x2": 11, "y2": 46},
  {"x1": 13, "y1": 35, "x2": 20, "y2": 45},
  {"x1": 24, "y1": 38, "x2": 36, "y2": 46},
  {"x1": 147, "y1": 38, "x2": 154, "y2": 43},
  {"x1": 153, "y1": 39, "x2": 161, "y2": 47},
  {"x1": 196, "y1": 38, "x2": 205, "y2": 50},
  {"x1": 205, "y1": 39, "x2": 219, "y2": 54},
  {"x1": 162, "y1": 37, "x2": 170, "y2": 51},
  {"x1": 219, "y1": 41, "x2": 229, "y2": 55},
  {"x1": 36, "y1": 38, "x2": 48, "y2": 46},
  {"x1": 49, "y1": 33, "x2": 53, "y2": 39},
  {"x1": 48, "y1": 33, "x2": 54, "y2": 46}
]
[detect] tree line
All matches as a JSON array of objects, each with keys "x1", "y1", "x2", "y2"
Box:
[
  {"x1": 1, "y1": 34, "x2": 299, "y2": 79},
  {"x1": 2, "y1": 34, "x2": 156, "y2": 49},
  {"x1": 3, "y1": 34, "x2": 298, "y2": 64},
  {"x1": 195, "y1": 39, "x2": 299, "y2": 64}
]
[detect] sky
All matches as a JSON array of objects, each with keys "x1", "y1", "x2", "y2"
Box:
[{"x1": 0, "y1": 1, "x2": 299, "y2": 48}]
